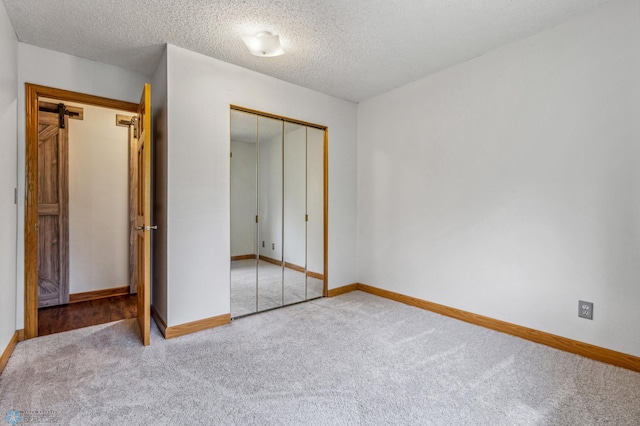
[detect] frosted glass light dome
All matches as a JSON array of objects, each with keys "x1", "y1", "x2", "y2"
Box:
[{"x1": 242, "y1": 31, "x2": 284, "y2": 57}]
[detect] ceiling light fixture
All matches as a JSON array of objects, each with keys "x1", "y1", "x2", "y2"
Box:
[{"x1": 242, "y1": 31, "x2": 285, "y2": 57}]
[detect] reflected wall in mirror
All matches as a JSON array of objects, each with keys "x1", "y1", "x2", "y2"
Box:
[
  {"x1": 230, "y1": 107, "x2": 327, "y2": 319},
  {"x1": 306, "y1": 127, "x2": 325, "y2": 299},
  {"x1": 230, "y1": 110, "x2": 257, "y2": 317},
  {"x1": 283, "y1": 122, "x2": 306, "y2": 305},
  {"x1": 257, "y1": 116, "x2": 283, "y2": 311}
]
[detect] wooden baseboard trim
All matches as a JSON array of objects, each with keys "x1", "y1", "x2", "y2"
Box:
[
  {"x1": 69, "y1": 286, "x2": 130, "y2": 304},
  {"x1": 331, "y1": 283, "x2": 640, "y2": 372},
  {"x1": 284, "y1": 261, "x2": 305, "y2": 273},
  {"x1": 307, "y1": 271, "x2": 324, "y2": 280},
  {"x1": 231, "y1": 254, "x2": 256, "y2": 261},
  {"x1": 327, "y1": 283, "x2": 359, "y2": 297},
  {"x1": 0, "y1": 332, "x2": 19, "y2": 375},
  {"x1": 232, "y1": 256, "x2": 324, "y2": 279},
  {"x1": 259, "y1": 255, "x2": 282, "y2": 267},
  {"x1": 162, "y1": 313, "x2": 231, "y2": 340},
  {"x1": 17, "y1": 329, "x2": 25, "y2": 342},
  {"x1": 283, "y1": 262, "x2": 324, "y2": 280},
  {"x1": 150, "y1": 305, "x2": 168, "y2": 338}
]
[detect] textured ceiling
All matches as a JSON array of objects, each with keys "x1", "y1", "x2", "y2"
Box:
[{"x1": 3, "y1": 0, "x2": 611, "y2": 102}]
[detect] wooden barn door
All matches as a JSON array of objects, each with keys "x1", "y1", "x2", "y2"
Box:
[{"x1": 37, "y1": 111, "x2": 69, "y2": 307}]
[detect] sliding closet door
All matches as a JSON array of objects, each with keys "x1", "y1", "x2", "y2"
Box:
[
  {"x1": 230, "y1": 110, "x2": 258, "y2": 317},
  {"x1": 283, "y1": 123, "x2": 307, "y2": 304},
  {"x1": 306, "y1": 127, "x2": 325, "y2": 299},
  {"x1": 257, "y1": 116, "x2": 284, "y2": 311}
]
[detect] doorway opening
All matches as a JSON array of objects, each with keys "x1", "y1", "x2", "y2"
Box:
[{"x1": 24, "y1": 84, "x2": 152, "y2": 345}]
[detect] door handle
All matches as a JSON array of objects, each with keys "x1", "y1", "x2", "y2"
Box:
[{"x1": 135, "y1": 225, "x2": 157, "y2": 231}]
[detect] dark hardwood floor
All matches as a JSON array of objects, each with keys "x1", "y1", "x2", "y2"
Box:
[{"x1": 38, "y1": 294, "x2": 137, "y2": 336}]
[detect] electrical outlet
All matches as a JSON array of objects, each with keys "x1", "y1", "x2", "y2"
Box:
[
  {"x1": 272, "y1": 243, "x2": 275, "y2": 250},
  {"x1": 578, "y1": 300, "x2": 593, "y2": 320}
]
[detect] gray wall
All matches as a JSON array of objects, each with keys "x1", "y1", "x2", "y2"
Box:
[
  {"x1": 231, "y1": 139, "x2": 257, "y2": 258},
  {"x1": 357, "y1": 0, "x2": 640, "y2": 356},
  {"x1": 66, "y1": 103, "x2": 130, "y2": 294},
  {"x1": 0, "y1": 0, "x2": 18, "y2": 354},
  {"x1": 151, "y1": 47, "x2": 168, "y2": 324},
  {"x1": 163, "y1": 44, "x2": 358, "y2": 327}
]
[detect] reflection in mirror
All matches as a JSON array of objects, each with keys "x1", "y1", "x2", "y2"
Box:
[
  {"x1": 257, "y1": 116, "x2": 284, "y2": 311},
  {"x1": 230, "y1": 107, "x2": 326, "y2": 318},
  {"x1": 230, "y1": 110, "x2": 258, "y2": 317},
  {"x1": 284, "y1": 122, "x2": 307, "y2": 304},
  {"x1": 306, "y1": 127, "x2": 324, "y2": 299}
]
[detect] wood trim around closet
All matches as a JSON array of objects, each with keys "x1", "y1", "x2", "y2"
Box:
[
  {"x1": 230, "y1": 105, "x2": 329, "y2": 298},
  {"x1": 230, "y1": 105, "x2": 327, "y2": 130},
  {"x1": 323, "y1": 128, "x2": 328, "y2": 297}
]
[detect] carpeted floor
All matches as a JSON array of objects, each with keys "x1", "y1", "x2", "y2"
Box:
[
  {"x1": 231, "y1": 259, "x2": 323, "y2": 317},
  {"x1": 1, "y1": 291, "x2": 639, "y2": 425}
]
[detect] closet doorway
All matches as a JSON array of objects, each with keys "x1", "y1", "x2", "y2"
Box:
[
  {"x1": 230, "y1": 106, "x2": 328, "y2": 318},
  {"x1": 24, "y1": 84, "x2": 152, "y2": 345}
]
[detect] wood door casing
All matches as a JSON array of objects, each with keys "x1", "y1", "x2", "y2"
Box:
[
  {"x1": 136, "y1": 83, "x2": 151, "y2": 346},
  {"x1": 25, "y1": 84, "x2": 139, "y2": 340},
  {"x1": 37, "y1": 111, "x2": 69, "y2": 307}
]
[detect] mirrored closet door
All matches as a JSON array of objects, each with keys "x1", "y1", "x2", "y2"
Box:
[{"x1": 230, "y1": 107, "x2": 326, "y2": 318}]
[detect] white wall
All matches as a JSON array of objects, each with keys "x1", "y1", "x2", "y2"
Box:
[
  {"x1": 258, "y1": 125, "x2": 283, "y2": 261},
  {"x1": 165, "y1": 44, "x2": 358, "y2": 327},
  {"x1": 230, "y1": 140, "x2": 257, "y2": 257},
  {"x1": 283, "y1": 125, "x2": 306, "y2": 267},
  {"x1": 357, "y1": 0, "x2": 640, "y2": 357},
  {"x1": 0, "y1": 0, "x2": 18, "y2": 353},
  {"x1": 16, "y1": 43, "x2": 149, "y2": 328},
  {"x1": 67, "y1": 103, "x2": 130, "y2": 293},
  {"x1": 151, "y1": 47, "x2": 168, "y2": 322}
]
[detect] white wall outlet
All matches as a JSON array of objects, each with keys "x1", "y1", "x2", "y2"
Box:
[{"x1": 578, "y1": 300, "x2": 593, "y2": 320}]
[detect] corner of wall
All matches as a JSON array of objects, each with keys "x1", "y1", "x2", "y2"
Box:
[
  {"x1": 151, "y1": 45, "x2": 169, "y2": 324},
  {"x1": 354, "y1": 0, "x2": 640, "y2": 357},
  {"x1": 0, "y1": 0, "x2": 19, "y2": 357}
]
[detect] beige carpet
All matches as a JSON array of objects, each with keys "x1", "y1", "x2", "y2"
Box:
[{"x1": 1, "y1": 291, "x2": 639, "y2": 425}]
